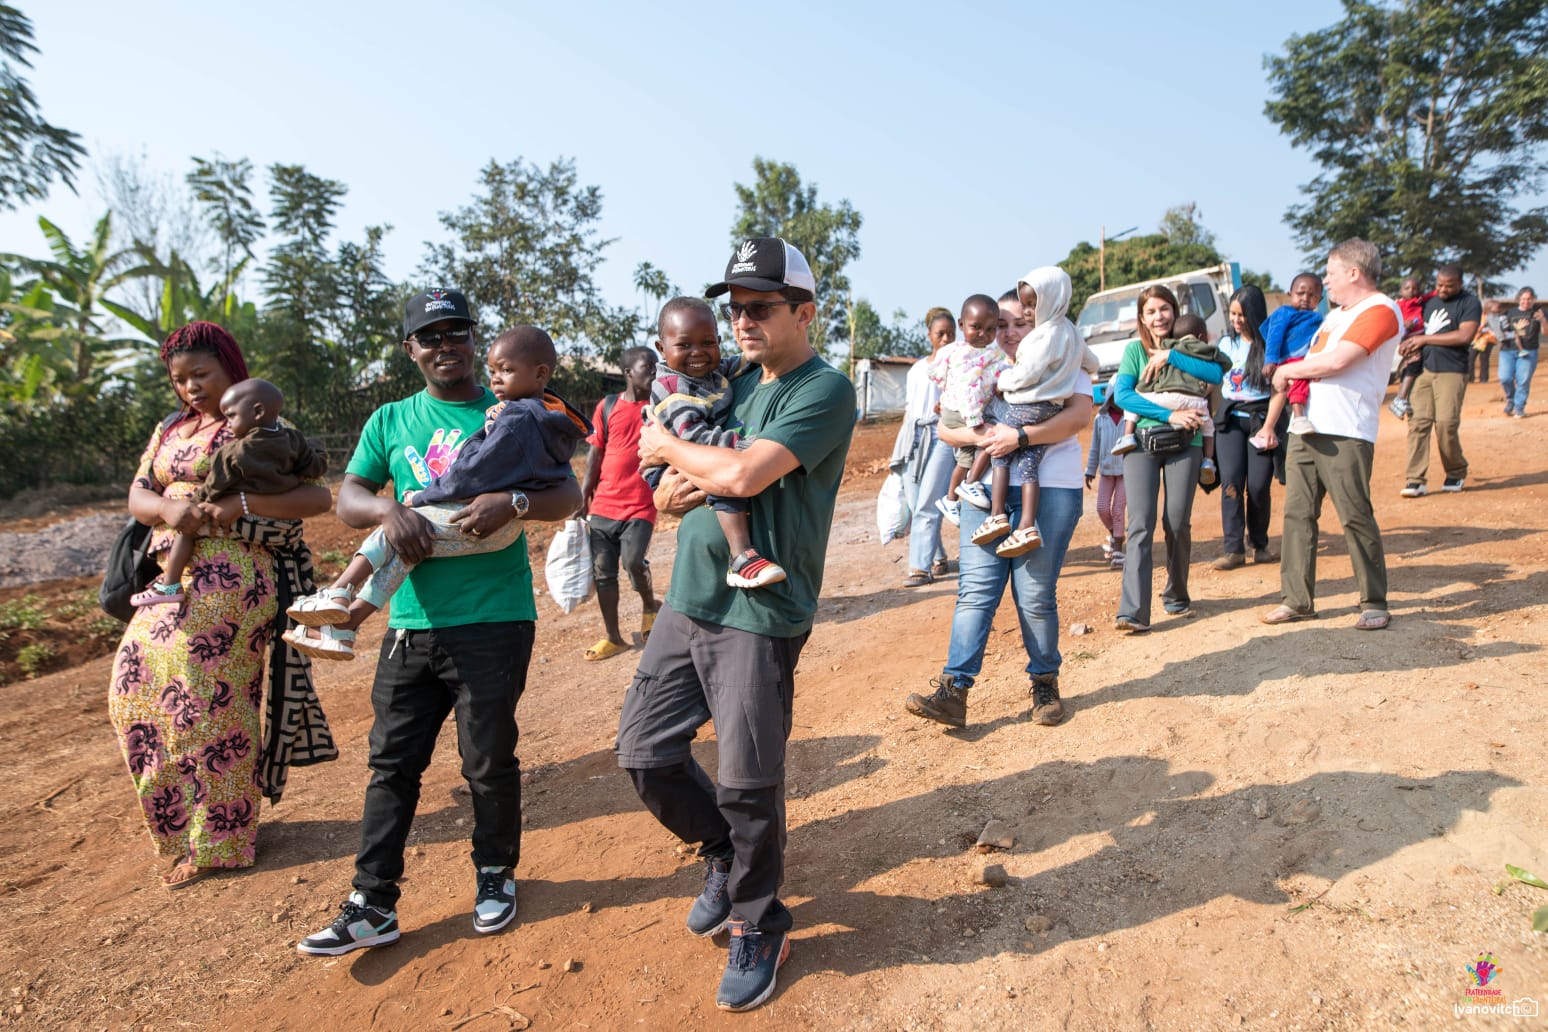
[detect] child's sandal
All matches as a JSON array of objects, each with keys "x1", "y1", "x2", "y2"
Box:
[
  {"x1": 286, "y1": 586, "x2": 355, "y2": 627},
  {"x1": 131, "y1": 583, "x2": 185, "y2": 607},
  {"x1": 969, "y1": 514, "x2": 1011, "y2": 546},
  {"x1": 996, "y1": 527, "x2": 1043, "y2": 557},
  {"x1": 282, "y1": 624, "x2": 356, "y2": 661}
]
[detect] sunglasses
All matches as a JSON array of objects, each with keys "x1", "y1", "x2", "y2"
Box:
[
  {"x1": 719, "y1": 301, "x2": 797, "y2": 323},
  {"x1": 411, "y1": 328, "x2": 473, "y2": 349}
]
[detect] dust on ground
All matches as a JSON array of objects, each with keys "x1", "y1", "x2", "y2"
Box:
[{"x1": 2, "y1": 381, "x2": 1544, "y2": 1030}]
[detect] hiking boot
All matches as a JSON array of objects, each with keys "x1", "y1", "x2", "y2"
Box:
[
  {"x1": 904, "y1": 674, "x2": 971, "y2": 728},
  {"x1": 1211, "y1": 552, "x2": 1245, "y2": 571},
  {"x1": 1253, "y1": 548, "x2": 1277, "y2": 564},
  {"x1": 298, "y1": 892, "x2": 400, "y2": 956},
  {"x1": 473, "y1": 866, "x2": 517, "y2": 934},
  {"x1": 686, "y1": 857, "x2": 732, "y2": 938},
  {"x1": 1029, "y1": 675, "x2": 1065, "y2": 726},
  {"x1": 716, "y1": 921, "x2": 790, "y2": 1012}
]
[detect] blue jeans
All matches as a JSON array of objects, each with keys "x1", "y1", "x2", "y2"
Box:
[
  {"x1": 905, "y1": 427, "x2": 954, "y2": 572},
  {"x1": 1499, "y1": 348, "x2": 1538, "y2": 414},
  {"x1": 944, "y1": 486, "x2": 1082, "y2": 681}
]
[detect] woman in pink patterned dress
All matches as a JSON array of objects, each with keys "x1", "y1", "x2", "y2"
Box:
[{"x1": 108, "y1": 322, "x2": 332, "y2": 889}]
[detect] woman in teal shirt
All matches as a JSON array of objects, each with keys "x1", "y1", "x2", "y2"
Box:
[{"x1": 1110, "y1": 284, "x2": 1223, "y2": 632}]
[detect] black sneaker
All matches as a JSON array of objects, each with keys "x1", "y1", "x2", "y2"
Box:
[
  {"x1": 716, "y1": 921, "x2": 790, "y2": 1012},
  {"x1": 298, "y1": 892, "x2": 400, "y2": 955},
  {"x1": 1399, "y1": 482, "x2": 1427, "y2": 498},
  {"x1": 1029, "y1": 675, "x2": 1065, "y2": 726},
  {"x1": 473, "y1": 866, "x2": 517, "y2": 934},
  {"x1": 1441, "y1": 477, "x2": 1465, "y2": 493},
  {"x1": 904, "y1": 674, "x2": 971, "y2": 728},
  {"x1": 686, "y1": 857, "x2": 732, "y2": 937}
]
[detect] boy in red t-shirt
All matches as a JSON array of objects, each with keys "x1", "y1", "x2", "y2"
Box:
[{"x1": 579, "y1": 346, "x2": 661, "y2": 660}]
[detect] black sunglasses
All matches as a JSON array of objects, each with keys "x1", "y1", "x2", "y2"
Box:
[
  {"x1": 720, "y1": 301, "x2": 798, "y2": 323},
  {"x1": 411, "y1": 328, "x2": 473, "y2": 349}
]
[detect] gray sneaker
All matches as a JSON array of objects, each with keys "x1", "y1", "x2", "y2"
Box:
[
  {"x1": 298, "y1": 892, "x2": 400, "y2": 956},
  {"x1": 473, "y1": 866, "x2": 517, "y2": 934},
  {"x1": 686, "y1": 857, "x2": 732, "y2": 937}
]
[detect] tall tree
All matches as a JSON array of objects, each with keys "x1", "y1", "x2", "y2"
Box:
[
  {"x1": 846, "y1": 299, "x2": 927, "y2": 369},
  {"x1": 187, "y1": 154, "x2": 265, "y2": 289},
  {"x1": 730, "y1": 158, "x2": 863, "y2": 352},
  {"x1": 422, "y1": 157, "x2": 638, "y2": 372},
  {"x1": 1265, "y1": 0, "x2": 1548, "y2": 284},
  {"x1": 95, "y1": 151, "x2": 214, "y2": 324},
  {"x1": 632, "y1": 260, "x2": 676, "y2": 342},
  {"x1": 1158, "y1": 202, "x2": 1217, "y2": 249},
  {"x1": 259, "y1": 164, "x2": 346, "y2": 413},
  {"x1": 0, "y1": 3, "x2": 85, "y2": 209}
]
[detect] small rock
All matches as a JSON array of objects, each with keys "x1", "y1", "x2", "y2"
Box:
[
  {"x1": 976, "y1": 820, "x2": 1016, "y2": 852},
  {"x1": 1251, "y1": 797, "x2": 1270, "y2": 820},
  {"x1": 520, "y1": 772, "x2": 534, "y2": 785},
  {"x1": 1070, "y1": 623, "x2": 1091, "y2": 636},
  {"x1": 270, "y1": 912, "x2": 285, "y2": 924},
  {"x1": 1279, "y1": 798, "x2": 1322, "y2": 826},
  {"x1": 975, "y1": 862, "x2": 1008, "y2": 888},
  {"x1": 580, "y1": 901, "x2": 594, "y2": 914},
  {"x1": 291, "y1": 875, "x2": 304, "y2": 885},
  {"x1": 455, "y1": 817, "x2": 468, "y2": 827},
  {"x1": 562, "y1": 959, "x2": 580, "y2": 973},
  {"x1": 440, "y1": 1008, "x2": 453, "y2": 1017},
  {"x1": 1096, "y1": 941, "x2": 1109, "y2": 953},
  {"x1": 1024, "y1": 914, "x2": 1054, "y2": 934},
  {"x1": 540, "y1": 656, "x2": 550, "y2": 663},
  {"x1": 536, "y1": 960, "x2": 551, "y2": 970}
]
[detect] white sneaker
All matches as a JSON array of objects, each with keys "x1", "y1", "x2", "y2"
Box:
[
  {"x1": 1288, "y1": 416, "x2": 1316, "y2": 436},
  {"x1": 955, "y1": 481, "x2": 991, "y2": 510},
  {"x1": 935, "y1": 496, "x2": 961, "y2": 526}
]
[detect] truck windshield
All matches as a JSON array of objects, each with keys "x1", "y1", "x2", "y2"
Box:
[{"x1": 1077, "y1": 288, "x2": 1141, "y2": 341}]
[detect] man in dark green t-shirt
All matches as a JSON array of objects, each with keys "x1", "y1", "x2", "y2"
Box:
[
  {"x1": 615, "y1": 239, "x2": 855, "y2": 1012},
  {"x1": 298, "y1": 289, "x2": 579, "y2": 957}
]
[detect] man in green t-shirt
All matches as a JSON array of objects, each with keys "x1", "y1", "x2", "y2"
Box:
[
  {"x1": 298, "y1": 289, "x2": 580, "y2": 957},
  {"x1": 615, "y1": 239, "x2": 856, "y2": 1012}
]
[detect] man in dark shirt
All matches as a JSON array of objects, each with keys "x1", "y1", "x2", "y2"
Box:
[{"x1": 1398, "y1": 263, "x2": 1480, "y2": 496}]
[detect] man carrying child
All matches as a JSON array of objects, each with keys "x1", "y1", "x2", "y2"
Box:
[
  {"x1": 297, "y1": 288, "x2": 580, "y2": 955},
  {"x1": 616, "y1": 238, "x2": 855, "y2": 1012}
]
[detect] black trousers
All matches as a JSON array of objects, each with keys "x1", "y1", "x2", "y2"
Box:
[
  {"x1": 353, "y1": 621, "x2": 534, "y2": 908},
  {"x1": 1215, "y1": 415, "x2": 1277, "y2": 554}
]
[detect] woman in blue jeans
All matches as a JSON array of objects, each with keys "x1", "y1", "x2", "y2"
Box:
[
  {"x1": 897, "y1": 309, "x2": 959, "y2": 585},
  {"x1": 905, "y1": 286, "x2": 1090, "y2": 730},
  {"x1": 1500, "y1": 286, "x2": 1546, "y2": 418}
]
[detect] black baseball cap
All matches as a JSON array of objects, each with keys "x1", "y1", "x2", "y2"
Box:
[
  {"x1": 705, "y1": 237, "x2": 817, "y2": 297},
  {"x1": 403, "y1": 288, "x2": 474, "y2": 339}
]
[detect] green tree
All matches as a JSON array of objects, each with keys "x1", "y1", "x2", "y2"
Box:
[
  {"x1": 1158, "y1": 202, "x2": 1218, "y2": 248},
  {"x1": 0, "y1": 3, "x2": 85, "y2": 209},
  {"x1": 1059, "y1": 234, "x2": 1225, "y2": 316},
  {"x1": 0, "y1": 213, "x2": 150, "y2": 387},
  {"x1": 730, "y1": 158, "x2": 863, "y2": 352},
  {"x1": 99, "y1": 250, "x2": 259, "y2": 345},
  {"x1": 1264, "y1": 0, "x2": 1548, "y2": 285},
  {"x1": 187, "y1": 154, "x2": 265, "y2": 289},
  {"x1": 423, "y1": 157, "x2": 638, "y2": 394},
  {"x1": 845, "y1": 299, "x2": 927, "y2": 370},
  {"x1": 259, "y1": 163, "x2": 346, "y2": 414},
  {"x1": 632, "y1": 260, "x2": 676, "y2": 342}
]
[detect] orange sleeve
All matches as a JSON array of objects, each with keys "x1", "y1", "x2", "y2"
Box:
[{"x1": 1340, "y1": 306, "x2": 1400, "y2": 354}]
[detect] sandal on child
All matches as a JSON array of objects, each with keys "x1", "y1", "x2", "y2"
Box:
[
  {"x1": 969, "y1": 514, "x2": 1012, "y2": 546},
  {"x1": 131, "y1": 582, "x2": 185, "y2": 607},
  {"x1": 283, "y1": 624, "x2": 356, "y2": 661},
  {"x1": 286, "y1": 587, "x2": 355, "y2": 627},
  {"x1": 996, "y1": 527, "x2": 1043, "y2": 557},
  {"x1": 726, "y1": 549, "x2": 787, "y2": 589},
  {"x1": 640, "y1": 609, "x2": 657, "y2": 642}
]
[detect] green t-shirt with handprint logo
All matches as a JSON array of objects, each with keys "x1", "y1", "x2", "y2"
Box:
[{"x1": 346, "y1": 388, "x2": 537, "y2": 629}]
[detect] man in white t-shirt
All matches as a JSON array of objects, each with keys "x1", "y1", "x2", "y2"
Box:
[{"x1": 1262, "y1": 238, "x2": 1401, "y2": 631}]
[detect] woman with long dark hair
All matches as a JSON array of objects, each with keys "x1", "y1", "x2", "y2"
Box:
[
  {"x1": 1211, "y1": 285, "x2": 1280, "y2": 569},
  {"x1": 1111, "y1": 284, "x2": 1222, "y2": 632},
  {"x1": 108, "y1": 322, "x2": 333, "y2": 888}
]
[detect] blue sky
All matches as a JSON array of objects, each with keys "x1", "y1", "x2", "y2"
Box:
[{"x1": 5, "y1": 0, "x2": 1545, "y2": 334}]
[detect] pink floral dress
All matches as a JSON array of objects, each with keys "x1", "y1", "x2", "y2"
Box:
[{"x1": 108, "y1": 419, "x2": 277, "y2": 870}]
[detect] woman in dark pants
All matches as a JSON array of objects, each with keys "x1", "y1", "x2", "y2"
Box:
[
  {"x1": 1111, "y1": 285, "x2": 1222, "y2": 632},
  {"x1": 1212, "y1": 285, "x2": 1281, "y2": 569}
]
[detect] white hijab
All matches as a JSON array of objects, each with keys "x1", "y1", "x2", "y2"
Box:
[{"x1": 999, "y1": 266, "x2": 1096, "y2": 403}]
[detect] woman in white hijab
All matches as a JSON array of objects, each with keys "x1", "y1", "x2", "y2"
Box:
[{"x1": 906, "y1": 276, "x2": 1093, "y2": 732}]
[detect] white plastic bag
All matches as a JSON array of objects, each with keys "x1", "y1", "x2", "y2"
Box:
[
  {"x1": 877, "y1": 471, "x2": 911, "y2": 544},
  {"x1": 545, "y1": 518, "x2": 594, "y2": 613}
]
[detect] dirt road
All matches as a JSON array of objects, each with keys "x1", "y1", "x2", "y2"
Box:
[{"x1": 2, "y1": 382, "x2": 1544, "y2": 1030}]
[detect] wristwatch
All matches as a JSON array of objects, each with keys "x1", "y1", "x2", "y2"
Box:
[
  {"x1": 510, "y1": 490, "x2": 529, "y2": 518},
  {"x1": 1016, "y1": 426, "x2": 1030, "y2": 449}
]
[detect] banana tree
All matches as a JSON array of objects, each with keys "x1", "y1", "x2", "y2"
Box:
[
  {"x1": 0, "y1": 213, "x2": 155, "y2": 386},
  {"x1": 100, "y1": 249, "x2": 259, "y2": 347}
]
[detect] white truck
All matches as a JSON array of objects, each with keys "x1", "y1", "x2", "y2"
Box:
[{"x1": 1075, "y1": 262, "x2": 1242, "y2": 383}]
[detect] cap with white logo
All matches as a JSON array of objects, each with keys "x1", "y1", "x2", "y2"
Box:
[
  {"x1": 403, "y1": 288, "x2": 474, "y2": 339},
  {"x1": 706, "y1": 237, "x2": 817, "y2": 297}
]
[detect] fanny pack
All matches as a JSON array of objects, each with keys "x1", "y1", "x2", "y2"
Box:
[{"x1": 1137, "y1": 425, "x2": 1187, "y2": 456}]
